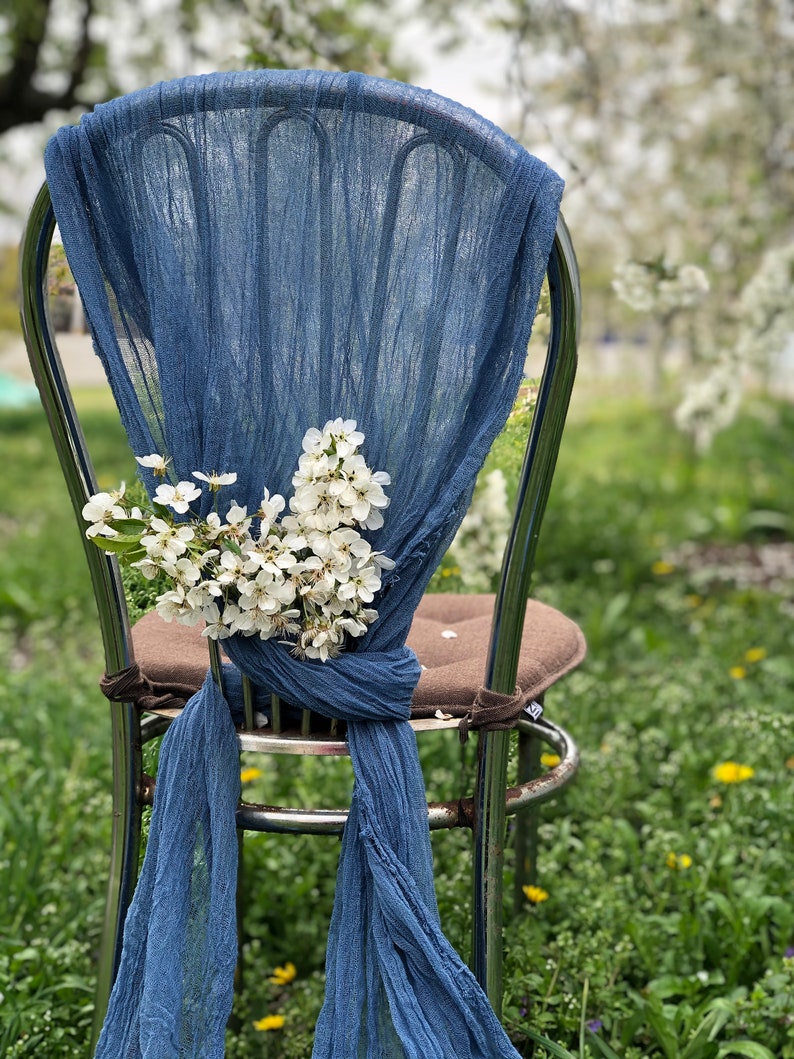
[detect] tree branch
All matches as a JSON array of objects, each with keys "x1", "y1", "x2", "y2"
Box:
[{"x1": 0, "y1": 0, "x2": 97, "y2": 134}]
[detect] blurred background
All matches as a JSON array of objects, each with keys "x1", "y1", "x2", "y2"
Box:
[{"x1": 2, "y1": 0, "x2": 793, "y2": 421}]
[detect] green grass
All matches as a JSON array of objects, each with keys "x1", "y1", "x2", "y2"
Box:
[{"x1": 1, "y1": 390, "x2": 793, "y2": 1057}]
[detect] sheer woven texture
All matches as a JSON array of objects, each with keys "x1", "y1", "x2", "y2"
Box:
[{"x1": 45, "y1": 69, "x2": 563, "y2": 1058}]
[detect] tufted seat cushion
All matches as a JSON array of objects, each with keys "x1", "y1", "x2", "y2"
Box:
[{"x1": 130, "y1": 593, "x2": 585, "y2": 720}]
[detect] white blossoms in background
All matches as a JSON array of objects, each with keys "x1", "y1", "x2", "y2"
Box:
[
  {"x1": 437, "y1": 469, "x2": 511, "y2": 593},
  {"x1": 82, "y1": 420, "x2": 393, "y2": 659},
  {"x1": 612, "y1": 259, "x2": 709, "y2": 315}
]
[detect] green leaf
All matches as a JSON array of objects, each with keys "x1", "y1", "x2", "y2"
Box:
[
  {"x1": 587, "y1": 1031, "x2": 624, "y2": 1059},
  {"x1": 523, "y1": 1028, "x2": 578, "y2": 1058},
  {"x1": 89, "y1": 534, "x2": 143, "y2": 553},
  {"x1": 112, "y1": 518, "x2": 148, "y2": 533},
  {"x1": 717, "y1": 1044, "x2": 777, "y2": 1059},
  {"x1": 642, "y1": 992, "x2": 680, "y2": 1059},
  {"x1": 685, "y1": 998, "x2": 735, "y2": 1052}
]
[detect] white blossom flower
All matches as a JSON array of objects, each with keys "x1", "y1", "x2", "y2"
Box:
[
  {"x1": 612, "y1": 259, "x2": 709, "y2": 315},
  {"x1": 82, "y1": 491, "x2": 127, "y2": 537},
  {"x1": 155, "y1": 586, "x2": 200, "y2": 624},
  {"x1": 130, "y1": 557, "x2": 161, "y2": 580},
  {"x1": 324, "y1": 418, "x2": 365, "y2": 457},
  {"x1": 186, "y1": 580, "x2": 222, "y2": 608},
  {"x1": 268, "y1": 607, "x2": 302, "y2": 638},
  {"x1": 160, "y1": 557, "x2": 202, "y2": 587},
  {"x1": 216, "y1": 549, "x2": 246, "y2": 586},
  {"x1": 297, "y1": 621, "x2": 344, "y2": 661},
  {"x1": 238, "y1": 571, "x2": 284, "y2": 614},
  {"x1": 135, "y1": 453, "x2": 170, "y2": 477},
  {"x1": 225, "y1": 504, "x2": 252, "y2": 538},
  {"x1": 199, "y1": 602, "x2": 234, "y2": 639},
  {"x1": 301, "y1": 426, "x2": 327, "y2": 455},
  {"x1": 192, "y1": 470, "x2": 238, "y2": 491},
  {"x1": 293, "y1": 450, "x2": 337, "y2": 487},
  {"x1": 243, "y1": 535, "x2": 297, "y2": 576},
  {"x1": 256, "y1": 489, "x2": 286, "y2": 533},
  {"x1": 154, "y1": 481, "x2": 202, "y2": 514},
  {"x1": 337, "y1": 561, "x2": 381, "y2": 603},
  {"x1": 140, "y1": 518, "x2": 194, "y2": 563}
]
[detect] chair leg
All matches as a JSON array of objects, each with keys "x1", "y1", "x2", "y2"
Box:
[
  {"x1": 226, "y1": 829, "x2": 246, "y2": 1032},
  {"x1": 472, "y1": 727, "x2": 511, "y2": 1017},
  {"x1": 235, "y1": 829, "x2": 246, "y2": 995},
  {"x1": 513, "y1": 726, "x2": 542, "y2": 911},
  {"x1": 89, "y1": 701, "x2": 143, "y2": 1057}
]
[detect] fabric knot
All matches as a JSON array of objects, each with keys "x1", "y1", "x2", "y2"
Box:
[
  {"x1": 458, "y1": 685, "x2": 524, "y2": 744},
  {"x1": 99, "y1": 663, "x2": 195, "y2": 712}
]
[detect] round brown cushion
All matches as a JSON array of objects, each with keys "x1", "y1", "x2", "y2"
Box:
[{"x1": 130, "y1": 593, "x2": 585, "y2": 719}]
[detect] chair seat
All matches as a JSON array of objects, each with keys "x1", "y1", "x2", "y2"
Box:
[{"x1": 131, "y1": 593, "x2": 585, "y2": 719}]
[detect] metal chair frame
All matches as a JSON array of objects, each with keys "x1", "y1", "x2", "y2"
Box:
[{"x1": 20, "y1": 172, "x2": 580, "y2": 1052}]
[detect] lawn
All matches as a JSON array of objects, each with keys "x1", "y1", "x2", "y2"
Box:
[{"x1": 1, "y1": 387, "x2": 792, "y2": 1058}]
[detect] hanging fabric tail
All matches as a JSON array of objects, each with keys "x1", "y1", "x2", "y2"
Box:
[
  {"x1": 314, "y1": 720, "x2": 526, "y2": 1059},
  {"x1": 94, "y1": 675, "x2": 240, "y2": 1059}
]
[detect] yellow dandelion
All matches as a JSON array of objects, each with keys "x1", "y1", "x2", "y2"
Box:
[
  {"x1": 666, "y1": 852, "x2": 692, "y2": 870},
  {"x1": 713, "y1": 761, "x2": 754, "y2": 784},
  {"x1": 744, "y1": 647, "x2": 767, "y2": 664},
  {"x1": 240, "y1": 767, "x2": 263, "y2": 784},
  {"x1": 651, "y1": 560, "x2": 675, "y2": 576},
  {"x1": 540, "y1": 752, "x2": 561, "y2": 768},
  {"x1": 269, "y1": 962, "x2": 297, "y2": 986},
  {"x1": 785, "y1": 756, "x2": 794, "y2": 770},
  {"x1": 253, "y1": 1015, "x2": 285, "y2": 1031},
  {"x1": 522, "y1": 885, "x2": 549, "y2": 904},
  {"x1": 728, "y1": 666, "x2": 747, "y2": 680}
]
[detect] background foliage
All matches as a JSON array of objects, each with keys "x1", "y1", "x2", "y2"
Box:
[{"x1": 1, "y1": 390, "x2": 792, "y2": 1057}]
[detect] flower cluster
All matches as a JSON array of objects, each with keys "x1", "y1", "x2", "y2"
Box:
[
  {"x1": 673, "y1": 356, "x2": 743, "y2": 454},
  {"x1": 612, "y1": 259, "x2": 710, "y2": 315},
  {"x1": 736, "y1": 241, "x2": 794, "y2": 366},
  {"x1": 446, "y1": 469, "x2": 511, "y2": 592},
  {"x1": 82, "y1": 419, "x2": 393, "y2": 660}
]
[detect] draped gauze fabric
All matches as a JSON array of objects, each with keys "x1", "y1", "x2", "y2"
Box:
[{"x1": 45, "y1": 69, "x2": 563, "y2": 1058}]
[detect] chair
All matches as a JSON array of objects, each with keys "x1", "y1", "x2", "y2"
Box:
[{"x1": 20, "y1": 69, "x2": 584, "y2": 1056}]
